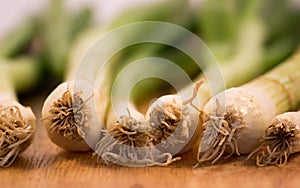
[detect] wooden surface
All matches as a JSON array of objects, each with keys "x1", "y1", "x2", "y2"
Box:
[{"x1": 2, "y1": 93, "x2": 300, "y2": 188}]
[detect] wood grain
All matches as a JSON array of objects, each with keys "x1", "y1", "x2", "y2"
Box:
[{"x1": 1, "y1": 93, "x2": 300, "y2": 188}]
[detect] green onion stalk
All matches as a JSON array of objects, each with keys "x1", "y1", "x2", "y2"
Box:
[{"x1": 37, "y1": 0, "x2": 92, "y2": 80}]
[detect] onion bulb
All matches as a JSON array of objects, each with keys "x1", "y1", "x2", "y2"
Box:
[
  {"x1": 42, "y1": 80, "x2": 102, "y2": 151},
  {"x1": 248, "y1": 111, "x2": 300, "y2": 166}
]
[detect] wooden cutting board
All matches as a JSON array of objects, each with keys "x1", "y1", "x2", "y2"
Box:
[{"x1": 1, "y1": 93, "x2": 300, "y2": 188}]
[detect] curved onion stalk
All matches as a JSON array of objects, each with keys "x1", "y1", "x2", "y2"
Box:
[
  {"x1": 196, "y1": 48, "x2": 300, "y2": 166},
  {"x1": 248, "y1": 111, "x2": 300, "y2": 166},
  {"x1": 0, "y1": 61, "x2": 36, "y2": 167}
]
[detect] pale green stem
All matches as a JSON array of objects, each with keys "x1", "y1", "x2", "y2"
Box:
[
  {"x1": 182, "y1": 16, "x2": 265, "y2": 109},
  {"x1": 0, "y1": 57, "x2": 39, "y2": 94},
  {"x1": 6, "y1": 57, "x2": 40, "y2": 93},
  {"x1": 0, "y1": 62, "x2": 16, "y2": 102}
]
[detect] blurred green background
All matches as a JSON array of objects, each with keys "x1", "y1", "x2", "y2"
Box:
[{"x1": 0, "y1": 0, "x2": 299, "y2": 109}]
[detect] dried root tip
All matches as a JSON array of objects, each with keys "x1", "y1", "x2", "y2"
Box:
[
  {"x1": 0, "y1": 105, "x2": 34, "y2": 167},
  {"x1": 94, "y1": 115, "x2": 180, "y2": 166},
  {"x1": 47, "y1": 90, "x2": 90, "y2": 141},
  {"x1": 94, "y1": 115, "x2": 153, "y2": 165},
  {"x1": 248, "y1": 120, "x2": 298, "y2": 166},
  {"x1": 197, "y1": 114, "x2": 241, "y2": 165}
]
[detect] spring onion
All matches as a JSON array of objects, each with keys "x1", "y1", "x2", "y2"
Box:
[
  {"x1": 40, "y1": 10, "x2": 105, "y2": 151},
  {"x1": 196, "y1": 48, "x2": 300, "y2": 165},
  {"x1": 41, "y1": 24, "x2": 102, "y2": 151},
  {"x1": 248, "y1": 111, "x2": 300, "y2": 166}
]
